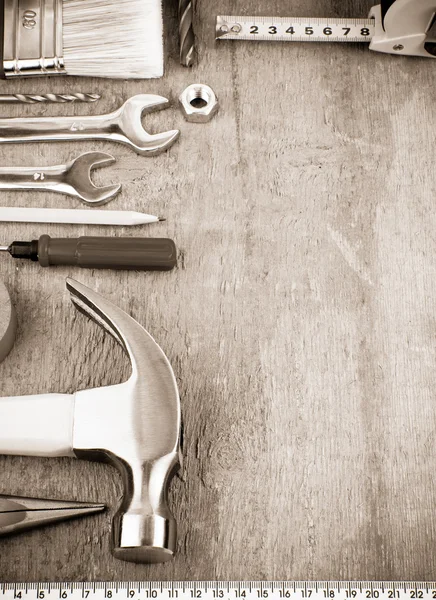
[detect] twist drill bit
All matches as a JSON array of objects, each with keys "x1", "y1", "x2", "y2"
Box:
[
  {"x1": 179, "y1": 0, "x2": 195, "y2": 67},
  {"x1": 0, "y1": 93, "x2": 101, "y2": 104}
]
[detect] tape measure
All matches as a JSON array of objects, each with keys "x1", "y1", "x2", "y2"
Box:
[
  {"x1": 216, "y1": 16, "x2": 376, "y2": 43},
  {"x1": 2, "y1": 582, "x2": 436, "y2": 600}
]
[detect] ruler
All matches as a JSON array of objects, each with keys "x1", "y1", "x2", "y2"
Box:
[
  {"x1": 216, "y1": 16, "x2": 376, "y2": 43},
  {"x1": 1, "y1": 583, "x2": 436, "y2": 600}
]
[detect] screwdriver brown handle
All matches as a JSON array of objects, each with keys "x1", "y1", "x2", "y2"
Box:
[{"x1": 35, "y1": 235, "x2": 177, "y2": 271}]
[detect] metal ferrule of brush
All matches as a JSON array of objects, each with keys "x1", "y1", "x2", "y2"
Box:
[{"x1": 2, "y1": 0, "x2": 65, "y2": 77}]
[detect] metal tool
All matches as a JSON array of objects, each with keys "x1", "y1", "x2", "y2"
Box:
[
  {"x1": 2, "y1": 582, "x2": 436, "y2": 600},
  {"x1": 0, "y1": 495, "x2": 104, "y2": 537},
  {"x1": 179, "y1": 84, "x2": 219, "y2": 123},
  {"x1": 0, "y1": 278, "x2": 182, "y2": 563},
  {"x1": 0, "y1": 94, "x2": 101, "y2": 104},
  {"x1": 0, "y1": 152, "x2": 121, "y2": 206},
  {"x1": 179, "y1": 0, "x2": 195, "y2": 66},
  {"x1": 217, "y1": 0, "x2": 436, "y2": 58},
  {"x1": 0, "y1": 208, "x2": 163, "y2": 226},
  {"x1": 0, "y1": 284, "x2": 105, "y2": 541},
  {"x1": 0, "y1": 236, "x2": 176, "y2": 271},
  {"x1": 0, "y1": 95, "x2": 180, "y2": 156}
]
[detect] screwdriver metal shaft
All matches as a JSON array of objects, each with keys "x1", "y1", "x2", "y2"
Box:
[{"x1": 0, "y1": 93, "x2": 101, "y2": 104}]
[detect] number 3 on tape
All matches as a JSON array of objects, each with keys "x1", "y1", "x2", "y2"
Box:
[{"x1": 216, "y1": 16, "x2": 375, "y2": 43}]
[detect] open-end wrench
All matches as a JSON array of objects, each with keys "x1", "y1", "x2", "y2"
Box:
[
  {"x1": 0, "y1": 95, "x2": 180, "y2": 156},
  {"x1": 0, "y1": 152, "x2": 121, "y2": 205}
]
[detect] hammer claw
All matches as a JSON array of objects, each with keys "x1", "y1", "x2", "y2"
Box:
[{"x1": 67, "y1": 278, "x2": 182, "y2": 563}]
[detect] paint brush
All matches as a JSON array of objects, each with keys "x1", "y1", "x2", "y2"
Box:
[{"x1": 1, "y1": 0, "x2": 164, "y2": 79}]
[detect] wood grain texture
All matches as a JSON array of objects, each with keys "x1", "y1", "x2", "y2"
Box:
[
  {"x1": 0, "y1": 0, "x2": 436, "y2": 583},
  {"x1": 0, "y1": 282, "x2": 16, "y2": 363}
]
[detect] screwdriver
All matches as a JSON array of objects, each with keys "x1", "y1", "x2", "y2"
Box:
[{"x1": 0, "y1": 235, "x2": 176, "y2": 271}]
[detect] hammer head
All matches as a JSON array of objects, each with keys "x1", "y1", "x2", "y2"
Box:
[{"x1": 67, "y1": 278, "x2": 182, "y2": 563}]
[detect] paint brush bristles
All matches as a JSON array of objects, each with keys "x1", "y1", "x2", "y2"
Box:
[{"x1": 62, "y1": 0, "x2": 164, "y2": 79}]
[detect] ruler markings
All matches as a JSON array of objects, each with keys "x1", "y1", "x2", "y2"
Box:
[
  {"x1": 4, "y1": 583, "x2": 436, "y2": 600},
  {"x1": 216, "y1": 16, "x2": 375, "y2": 43},
  {"x1": 4, "y1": 583, "x2": 436, "y2": 598}
]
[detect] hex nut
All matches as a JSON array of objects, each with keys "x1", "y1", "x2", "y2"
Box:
[{"x1": 179, "y1": 84, "x2": 219, "y2": 123}]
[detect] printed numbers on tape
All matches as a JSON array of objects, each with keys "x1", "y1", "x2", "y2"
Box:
[
  {"x1": 216, "y1": 17, "x2": 376, "y2": 43},
  {"x1": 3, "y1": 583, "x2": 436, "y2": 600}
]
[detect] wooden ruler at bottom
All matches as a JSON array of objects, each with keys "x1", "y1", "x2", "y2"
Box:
[{"x1": 1, "y1": 583, "x2": 436, "y2": 600}]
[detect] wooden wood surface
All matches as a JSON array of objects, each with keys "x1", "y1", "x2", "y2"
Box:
[
  {"x1": 0, "y1": 282, "x2": 16, "y2": 363},
  {"x1": 1, "y1": 0, "x2": 436, "y2": 583}
]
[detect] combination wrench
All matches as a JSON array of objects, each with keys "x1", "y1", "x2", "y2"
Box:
[
  {"x1": 0, "y1": 152, "x2": 121, "y2": 205},
  {"x1": 0, "y1": 95, "x2": 180, "y2": 156}
]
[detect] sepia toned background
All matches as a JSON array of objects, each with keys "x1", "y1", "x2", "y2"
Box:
[{"x1": 1, "y1": 0, "x2": 436, "y2": 583}]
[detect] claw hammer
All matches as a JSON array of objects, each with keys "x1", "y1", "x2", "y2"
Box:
[{"x1": 0, "y1": 279, "x2": 182, "y2": 563}]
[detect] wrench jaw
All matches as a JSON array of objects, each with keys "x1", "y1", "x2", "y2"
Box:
[
  {"x1": 64, "y1": 152, "x2": 122, "y2": 206},
  {"x1": 112, "y1": 95, "x2": 180, "y2": 156}
]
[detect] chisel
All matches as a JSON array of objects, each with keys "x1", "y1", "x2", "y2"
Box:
[{"x1": 0, "y1": 235, "x2": 176, "y2": 271}]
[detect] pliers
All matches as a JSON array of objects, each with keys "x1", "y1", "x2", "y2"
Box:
[{"x1": 0, "y1": 494, "x2": 104, "y2": 536}]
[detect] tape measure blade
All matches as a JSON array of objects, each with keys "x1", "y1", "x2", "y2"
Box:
[
  {"x1": 2, "y1": 582, "x2": 436, "y2": 599},
  {"x1": 216, "y1": 16, "x2": 375, "y2": 42}
]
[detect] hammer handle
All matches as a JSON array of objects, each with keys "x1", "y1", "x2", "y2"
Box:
[{"x1": 0, "y1": 394, "x2": 75, "y2": 457}]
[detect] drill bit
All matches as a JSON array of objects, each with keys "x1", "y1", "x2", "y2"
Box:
[
  {"x1": 179, "y1": 0, "x2": 195, "y2": 67},
  {"x1": 0, "y1": 93, "x2": 101, "y2": 104}
]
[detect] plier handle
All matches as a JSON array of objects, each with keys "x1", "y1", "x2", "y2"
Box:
[{"x1": 370, "y1": 0, "x2": 436, "y2": 57}]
